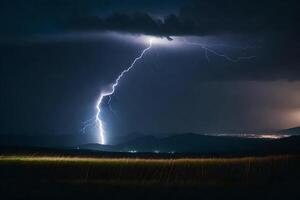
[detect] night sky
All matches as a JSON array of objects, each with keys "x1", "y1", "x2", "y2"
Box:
[{"x1": 0, "y1": 0, "x2": 299, "y2": 144}]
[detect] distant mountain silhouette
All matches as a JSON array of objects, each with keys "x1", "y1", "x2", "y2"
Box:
[
  {"x1": 1, "y1": 131, "x2": 300, "y2": 156},
  {"x1": 80, "y1": 133, "x2": 300, "y2": 156},
  {"x1": 278, "y1": 126, "x2": 300, "y2": 135},
  {"x1": 108, "y1": 132, "x2": 147, "y2": 145}
]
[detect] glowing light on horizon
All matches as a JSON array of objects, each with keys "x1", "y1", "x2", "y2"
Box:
[
  {"x1": 207, "y1": 133, "x2": 291, "y2": 139},
  {"x1": 256, "y1": 134, "x2": 290, "y2": 139}
]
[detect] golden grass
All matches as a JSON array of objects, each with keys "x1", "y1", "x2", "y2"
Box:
[
  {"x1": 0, "y1": 154, "x2": 299, "y2": 186},
  {"x1": 0, "y1": 154, "x2": 296, "y2": 165}
]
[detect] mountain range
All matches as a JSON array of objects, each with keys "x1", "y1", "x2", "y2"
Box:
[{"x1": 1, "y1": 126, "x2": 300, "y2": 156}]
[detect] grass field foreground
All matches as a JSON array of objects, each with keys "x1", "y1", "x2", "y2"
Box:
[{"x1": 0, "y1": 155, "x2": 299, "y2": 186}]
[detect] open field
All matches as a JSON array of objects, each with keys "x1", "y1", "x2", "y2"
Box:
[{"x1": 0, "y1": 155, "x2": 300, "y2": 199}]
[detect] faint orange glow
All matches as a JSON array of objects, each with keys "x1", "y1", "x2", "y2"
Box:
[{"x1": 284, "y1": 108, "x2": 300, "y2": 129}]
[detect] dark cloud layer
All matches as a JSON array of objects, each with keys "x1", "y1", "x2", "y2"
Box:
[
  {"x1": 70, "y1": 0, "x2": 299, "y2": 37},
  {"x1": 0, "y1": 0, "x2": 185, "y2": 37},
  {"x1": 0, "y1": 0, "x2": 299, "y2": 83},
  {"x1": 1, "y1": 0, "x2": 299, "y2": 37}
]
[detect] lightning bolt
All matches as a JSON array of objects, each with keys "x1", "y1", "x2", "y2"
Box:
[
  {"x1": 182, "y1": 40, "x2": 256, "y2": 62},
  {"x1": 90, "y1": 39, "x2": 153, "y2": 144},
  {"x1": 82, "y1": 37, "x2": 256, "y2": 144}
]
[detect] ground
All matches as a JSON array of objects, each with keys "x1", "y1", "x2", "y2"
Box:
[{"x1": 0, "y1": 154, "x2": 300, "y2": 199}]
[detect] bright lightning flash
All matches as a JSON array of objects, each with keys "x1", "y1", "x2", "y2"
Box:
[
  {"x1": 82, "y1": 36, "x2": 256, "y2": 145},
  {"x1": 95, "y1": 39, "x2": 153, "y2": 144}
]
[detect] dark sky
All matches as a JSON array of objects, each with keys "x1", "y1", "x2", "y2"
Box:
[{"x1": 0, "y1": 0, "x2": 300, "y2": 144}]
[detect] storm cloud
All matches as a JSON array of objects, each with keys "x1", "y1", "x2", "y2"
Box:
[
  {"x1": 1, "y1": 0, "x2": 298, "y2": 37},
  {"x1": 0, "y1": 0, "x2": 299, "y2": 82},
  {"x1": 69, "y1": 0, "x2": 300, "y2": 82},
  {"x1": 69, "y1": 0, "x2": 299, "y2": 37}
]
